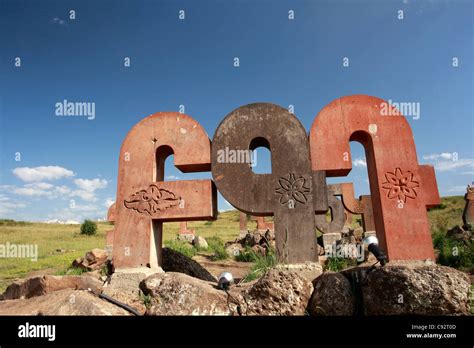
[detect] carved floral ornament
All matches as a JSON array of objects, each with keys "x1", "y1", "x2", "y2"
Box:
[
  {"x1": 275, "y1": 173, "x2": 310, "y2": 205},
  {"x1": 124, "y1": 184, "x2": 181, "y2": 215},
  {"x1": 381, "y1": 167, "x2": 419, "y2": 203}
]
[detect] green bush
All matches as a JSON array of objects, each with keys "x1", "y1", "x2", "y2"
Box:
[
  {"x1": 164, "y1": 239, "x2": 197, "y2": 259},
  {"x1": 242, "y1": 248, "x2": 277, "y2": 282},
  {"x1": 324, "y1": 257, "x2": 351, "y2": 272},
  {"x1": 235, "y1": 246, "x2": 260, "y2": 262},
  {"x1": 206, "y1": 236, "x2": 228, "y2": 260},
  {"x1": 433, "y1": 231, "x2": 474, "y2": 273},
  {"x1": 80, "y1": 219, "x2": 97, "y2": 236}
]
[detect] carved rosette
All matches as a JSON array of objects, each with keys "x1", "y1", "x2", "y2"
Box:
[
  {"x1": 381, "y1": 168, "x2": 419, "y2": 203},
  {"x1": 124, "y1": 184, "x2": 181, "y2": 215},
  {"x1": 275, "y1": 173, "x2": 310, "y2": 205}
]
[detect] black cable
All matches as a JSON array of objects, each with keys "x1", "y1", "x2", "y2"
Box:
[{"x1": 98, "y1": 292, "x2": 142, "y2": 316}]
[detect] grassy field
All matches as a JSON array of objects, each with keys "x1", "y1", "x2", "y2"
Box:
[
  {"x1": 0, "y1": 210, "x2": 250, "y2": 291},
  {"x1": 0, "y1": 196, "x2": 469, "y2": 293}
]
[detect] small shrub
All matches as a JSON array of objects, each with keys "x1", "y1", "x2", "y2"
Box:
[
  {"x1": 433, "y1": 231, "x2": 474, "y2": 273},
  {"x1": 242, "y1": 248, "x2": 276, "y2": 282},
  {"x1": 235, "y1": 247, "x2": 259, "y2": 262},
  {"x1": 139, "y1": 292, "x2": 152, "y2": 309},
  {"x1": 324, "y1": 257, "x2": 356, "y2": 272},
  {"x1": 207, "y1": 236, "x2": 228, "y2": 260},
  {"x1": 80, "y1": 220, "x2": 97, "y2": 236}
]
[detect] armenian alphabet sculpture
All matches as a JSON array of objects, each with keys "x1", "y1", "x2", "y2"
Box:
[{"x1": 108, "y1": 95, "x2": 440, "y2": 269}]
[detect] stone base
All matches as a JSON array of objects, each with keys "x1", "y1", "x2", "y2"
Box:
[{"x1": 103, "y1": 267, "x2": 164, "y2": 315}]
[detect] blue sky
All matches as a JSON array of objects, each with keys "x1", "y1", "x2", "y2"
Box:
[{"x1": 0, "y1": 0, "x2": 472, "y2": 222}]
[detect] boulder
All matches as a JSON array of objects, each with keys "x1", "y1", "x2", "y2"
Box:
[
  {"x1": 72, "y1": 248, "x2": 108, "y2": 271},
  {"x1": 102, "y1": 267, "x2": 162, "y2": 315},
  {"x1": 276, "y1": 262, "x2": 323, "y2": 282},
  {"x1": 226, "y1": 243, "x2": 244, "y2": 257},
  {"x1": 308, "y1": 272, "x2": 355, "y2": 315},
  {"x1": 177, "y1": 233, "x2": 195, "y2": 243},
  {"x1": 161, "y1": 247, "x2": 216, "y2": 282},
  {"x1": 0, "y1": 289, "x2": 130, "y2": 315},
  {"x1": 193, "y1": 236, "x2": 208, "y2": 249},
  {"x1": 141, "y1": 272, "x2": 232, "y2": 315},
  {"x1": 446, "y1": 225, "x2": 472, "y2": 244},
  {"x1": 245, "y1": 232, "x2": 262, "y2": 247},
  {"x1": 142, "y1": 268, "x2": 313, "y2": 316},
  {"x1": 342, "y1": 263, "x2": 471, "y2": 315},
  {"x1": 1, "y1": 275, "x2": 103, "y2": 300},
  {"x1": 238, "y1": 269, "x2": 313, "y2": 315}
]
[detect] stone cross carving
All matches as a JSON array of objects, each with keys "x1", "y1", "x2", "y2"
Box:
[
  {"x1": 212, "y1": 103, "x2": 328, "y2": 263},
  {"x1": 310, "y1": 95, "x2": 440, "y2": 261},
  {"x1": 112, "y1": 113, "x2": 217, "y2": 269},
  {"x1": 179, "y1": 221, "x2": 195, "y2": 235}
]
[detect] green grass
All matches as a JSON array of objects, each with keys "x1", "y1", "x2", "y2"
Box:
[
  {"x1": 0, "y1": 211, "x2": 245, "y2": 292},
  {"x1": 242, "y1": 248, "x2": 277, "y2": 282}
]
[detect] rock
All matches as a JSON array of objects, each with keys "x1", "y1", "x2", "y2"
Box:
[
  {"x1": 245, "y1": 232, "x2": 262, "y2": 246},
  {"x1": 142, "y1": 268, "x2": 313, "y2": 316},
  {"x1": 161, "y1": 247, "x2": 216, "y2": 282},
  {"x1": 177, "y1": 233, "x2": 195, "y2": 243},
  {"x1": 264, "y1": 229, "x2": 275, "y2": 242},
  {"x1": 193, "y1": 236, "x2": 208, "y2": 249},
  {"x1": 342, "y1": 263, "x2": 471, "y2": 315},
  {"x1": 102, "y1": 267, "x2": 162, "y2": 315},
  {"x1": 341, "y1": 226, "x2": 352, "y2": 235},
  {"x1": 251, "y1": 244, "x2": 266, "y2": 256},
  {"x1": 308, "y1": 272, "x2": 355, "y2": 315},
  {"x1": 141, "y1": 272, "x2": 233, "y2": 315},
  {"x1": 1, "y1": 275, "x2": 103, "y2": 300},
  {"x1": 276, "y1": 262, "x2": 323, "y2": 282},
  {"x1": 226, "y1": 243, "x2": 244, "y2": 257},
  {"x1": 72, "y1": 248, "x2": 108, "y2": 271},
  {"x1": 446, "y1": 225, "x2": 472, "y2": 244},
  {"x1": 0, "y1": 289, "x2": 130, "y2": 315},
  {"x1": 239, "y1": 269, "x2": 313, "y2": 315}
]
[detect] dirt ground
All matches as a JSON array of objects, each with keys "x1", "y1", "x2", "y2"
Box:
[{"x1": 192, "y1": 254, "x2": 253, "y2": 283}]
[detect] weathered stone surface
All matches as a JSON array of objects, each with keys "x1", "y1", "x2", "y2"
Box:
[
  {"x1": 463, "y1": 184, "x2": 474, "y2": 228},
  {"x1": 226, "y1": 243, "x2": 244, "y2": 257},
  {"x1": 113, "y1": 112, "x2": 217, "y2": 269},
  {"x1": 193, "y1": 236, "x2": 208, "y2": 249},
  {"x1": 342, "y1": 264, "x2": 471, "y2": 315},
  {"x1": 275, "y1": 262, "x2": 323, "y2": 283},
  {"x1": 161, "y1": 247, "x2": 216, "y2": 282},
  {"x1": 0, "y1": 289, "x2": 130, "y2": 315},
  {"x1": 1, "y1": 275, "x2": 103, "y2": 300},
  {"x1": 102, "y1": 267, "x2": 162, "y2": 315},
  {"x1": 142, "y1": 268, "x2": 313, "y2": 316},
  {"x1": 141, "y1": 272, "x2": 232, "y2": 315},
  {"x1": 245, "y1": 231, "x2": 262, "y2": 247},
  {"x1": 73, "y1": 248, "x2": 108, "y2": 271},
  {"x1": 177, "y1": 233, "x2": 195, "y2": 243},
  {"x1": 308, "y1": 272, "x2": 355, "y2": 316},
  {"x1": 310, "y1": 95, "x2": 440, "y2": 261},
  {"x1": 446, "y1": 225, "x2": 472, "y2": 244},
  {"x1": 239, "y1": 269, "x2": 313, "y2": 315},
  {"x1": 212, "y1": 103, "x2": 328, "y2": 264}
]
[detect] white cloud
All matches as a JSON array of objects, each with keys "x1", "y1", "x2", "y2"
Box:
[
  {"x1": 0, "y1": 195, "x2": 27, "y2": 215},
  {"x1": 446, "y1": 186, "x2": 468, "y2": 193},
  {"x1": 352, "y1": 158, "x2": 367, "y2": 168},
  {"x1": 422, "y1": 153, "x2": 474, "y2": 172},
  {"x1": 70, "y1": 178, "x2": 108, "y2": 202},
  {"x1": 105, "y1": 198, "x2": 115, "y2": 208},
  {"x1": 74, "y1": 178, "x2": 108, "y2": 192},
  {"x1": 423, "y1": 153, "x2": 454, "y2": 160},
  {"x1": 13, "y1": 166, "x2": 74, "y2": 182}
]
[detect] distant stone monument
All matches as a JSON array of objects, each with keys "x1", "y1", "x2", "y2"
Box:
[{"x1": 463, "y1": 184, "x2": 474, "y2": 228}]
